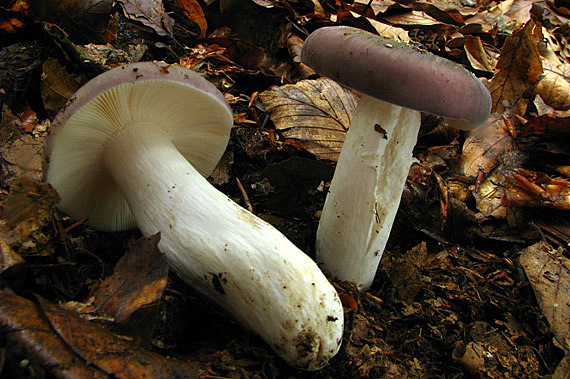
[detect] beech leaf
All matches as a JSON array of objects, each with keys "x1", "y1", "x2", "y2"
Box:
[
  {"x1": 261, "y1": 78, "x2": 358, "y2": 162},
  {"x1": 489, "y1": 20, "x2": 543, "y2": 117},
  {"x1": 519, "y1": 242, "x2": 570, "y2": 353}
]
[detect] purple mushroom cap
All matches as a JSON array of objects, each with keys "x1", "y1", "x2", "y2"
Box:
[{"x1": 301, "y1": 26, "x2": 491, "y2": 126}]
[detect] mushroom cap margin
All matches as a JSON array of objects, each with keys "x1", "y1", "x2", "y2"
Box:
[{"x1": 43, "y1": 62, "x2": 234, "y2": 231}]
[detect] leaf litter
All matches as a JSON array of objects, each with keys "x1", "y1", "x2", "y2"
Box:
[{"x1": 1, "y1": 0, "x2": 570, "y2": 377}]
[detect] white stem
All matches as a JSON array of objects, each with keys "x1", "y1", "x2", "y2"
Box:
[
  {"x1": 316, "y1": 94, "x2": 421, "y2": 290},
  {"x1": 102, "y1": 125, "x2": 343, "y2": 370}
]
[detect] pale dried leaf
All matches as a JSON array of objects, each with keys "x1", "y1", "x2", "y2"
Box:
[
  {"x1": 260, "y1": 78, "x2": 358, "y2": 162},
  {"x1": 464, "y1": 35, "x2": 497, "y2": 73},
  {"x1": 460, "y1": 115, "x2": 517, "y2": 177},
  {"x1": 519, "y1": 242, "x2": 570, "y2": 353}
]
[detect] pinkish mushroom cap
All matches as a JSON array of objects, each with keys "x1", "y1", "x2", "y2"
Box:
[{"x1": 301, "y1": 26, "x2": 491, "y2": 126}]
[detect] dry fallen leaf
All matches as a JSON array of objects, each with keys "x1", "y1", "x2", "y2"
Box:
[
  {"x1": 534, "y1": 72, "x2": 570, "y2": 110},
  {"x1": 173, "y1": 0, "x2": 207, "y2": 38},
  {"x1": 90, "y1": 234, "x2": 168, "y2": 343},
  {"x1": 260, "y1": 77, "x2": 358, "y2": 162},
  {"x1": 488, "y1": 20, "x2": 543, "y2": 117},
  {"x1": 502, "y1": 169, "x2": 570, "y2": 210},
  {"x1": 118, "y1": 0, "x2": 174, "y2": 37},
  {"x1": 0, "y1": 178, "x2": 59, "y2": 252},
  {"x1": 464, "y1": 35, "x2": 497, "y2": 73},
  {"x1": 519, "y1": 242, "x2": 570, "y2": 353},
  {"x1": 30, "y1": 0, "x2": 114, "y2": 43},
  {"x1": 460, "y1": 115, "x2": 519, "y2": 178},
  {"x1": 41, "y1": 58, "x2": 83, "y2": 114},
  {"x1": 0, "y1": 291, "x2": 199, "y2": 378}
]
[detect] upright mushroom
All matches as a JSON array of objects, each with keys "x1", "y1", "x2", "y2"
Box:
[
  {"x1": 301, "y1": 26, "x2": 492, "y2": 290},
  {"x1": 44, "y1": 61, "x2": 343, "y2": 370}
]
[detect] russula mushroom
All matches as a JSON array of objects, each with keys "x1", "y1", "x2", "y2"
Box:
[
  {"x1": 301, "y1": 26, "x2": 492, "y2": 290},
  {"x1": 44, "y1": 61, "x2": 343, "y2": 370}
]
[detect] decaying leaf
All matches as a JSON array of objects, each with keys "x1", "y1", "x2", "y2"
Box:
[
  {"x1": 0, "y1": 291, "x2": 199, "y2": 378},
  {"x1": 0, "y1": 178, "x2": 59, "y2": 252},
  {"x1": 519, "y1": 242, "x2": 570, "y2": 353},
  {"x1": 0, "y1": 110, "x2": 45, "y2": 186},
  {"x1": 489, "y1": 20, "x2": 543, "y2": 117},
  {"x1": 460, "y1": 115, "x2": 519, "y2": 178},
  {"x1": 90, "y1": 234, "x2": 168, "y2": 344},
  {"x1": 118, "y1": 0, "x2": 174, "y2": 37},
  {"x1": 30, "y1": 0, "x2": 115, "y2": 43},
  {"x1": 90, "y1": 234, "x2": 167, "y2": 323},
  {"x1": 502, "y1": 169, "x2": 570, "y2": 210},
  {"x1": 261, "y1": 77, "x2": 358, "y2": 162},
  {"x1": 41, "y1": 58, "x2": 83, "y2": 114}
]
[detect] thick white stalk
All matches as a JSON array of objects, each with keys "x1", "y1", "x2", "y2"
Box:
[
  {"x1": 103, "y1": 125, "x2": 343, "y2": 370},
  {"x1": 316, "y1": 94, "x2": 421, "y2": 290}
]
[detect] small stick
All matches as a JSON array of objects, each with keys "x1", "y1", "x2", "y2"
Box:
[{"x1": 236, "y1": 177, "x2": 253, "y2": 213}]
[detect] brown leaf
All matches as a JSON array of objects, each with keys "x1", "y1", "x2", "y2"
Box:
[
  {"x1": 173, "y1": 0, "x2": 207, "y2": 38},
  {"x1": 118, "y1": 0, "x2": 174, "y2": 37},
  {"x1": 460, "y1": 115, "x2": 519, "y2": 177},
  {"x1": 260, "y1": 78, "x2": 358, "y2": 162},
  {"x1": 502, "y1": 169, "x2": 570, "y2": 210},
  {"x1": 519, "y1": 242, "x2": 570, "y2": 353},
  {"x1": 0, "y1": 107, "x2": 45, "y2": 186},
  {"x1": 0, "y1": 291, "x2": 199, "y2": 378},
  {"x1": 0, "y1": 178, "x2": 59, "y2": 250},
  {"x1": 519, "y1": 114, "x2": 570, "y2": 137},
  {"x1": 464, "y1": 35, "x2": 497, "y2": 73},
  {"x1": 30, "y1": 0, "x2": 114, "y2": 43},
  {"x1": 41, "y1": 58, "x2": 83, "y2": 114},
  {"x1": 0, "y1": 0, "x2": 30, "y2": 33},
  {"x1": 464, "y1": 0, "x2": 533, "y2": 33},
  {"x1": 534, "y1": 72, "x2": 570, "y2": 110},
  {"x1": 91, "y1": 234, "x2": 167, "y2": 323},
  {"x1": 489, "y1": 20, "x2": 543, "y2": 117}
]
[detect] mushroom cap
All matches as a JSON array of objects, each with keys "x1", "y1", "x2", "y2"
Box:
[
  {"x1": 301, "y1": 26, "x2": 491, "y2": 126},
  {"x1": 44, "y1": 61, "x2": 234, "y2": 231}
]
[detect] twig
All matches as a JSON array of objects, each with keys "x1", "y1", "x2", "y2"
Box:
[{"x1": 236, "y1": 177, "x2": 253, "y2": 213}]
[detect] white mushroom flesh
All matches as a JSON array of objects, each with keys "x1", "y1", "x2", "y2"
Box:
[{"x1": 316, "y1": 94, "x2": 421, "y2": 290}]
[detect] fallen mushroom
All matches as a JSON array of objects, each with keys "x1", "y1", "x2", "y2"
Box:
[
  {"x1": 301, "y1": 27, "x2": 492, "y2": 290},
  {"x1": 44, "y1": 61, "x2": 343, "y2": 370}
]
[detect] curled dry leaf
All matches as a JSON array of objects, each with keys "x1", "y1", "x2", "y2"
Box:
[
  {"x1": 464, "y1": 35, "x2": 497, "y2": 73},
  {"x1": 260, "y1": 77, "x2": 358, "y2": 162},
  {"x1": 519, "y1": 242, "x2": 570, "y2": 353},
  {"x1": 460, "y1": 115, "x2": 525, "y2": 218},
  {"x1": 534, "y1": 72, "x2": 570, "y2": 110},
  {"x1": 489, "y1": 20, "x2": 543, "y2": 117},
  {"x1": 90, "y1": 234, "x2": 168, "y2": 345}
]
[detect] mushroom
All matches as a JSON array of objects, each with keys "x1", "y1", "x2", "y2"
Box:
[
  {"x1": 44, "y1": 61, "x2": 343, "y2": 370},
  {"x1": 301, "y1": 26, "x2": 492, "y2": 290}
]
